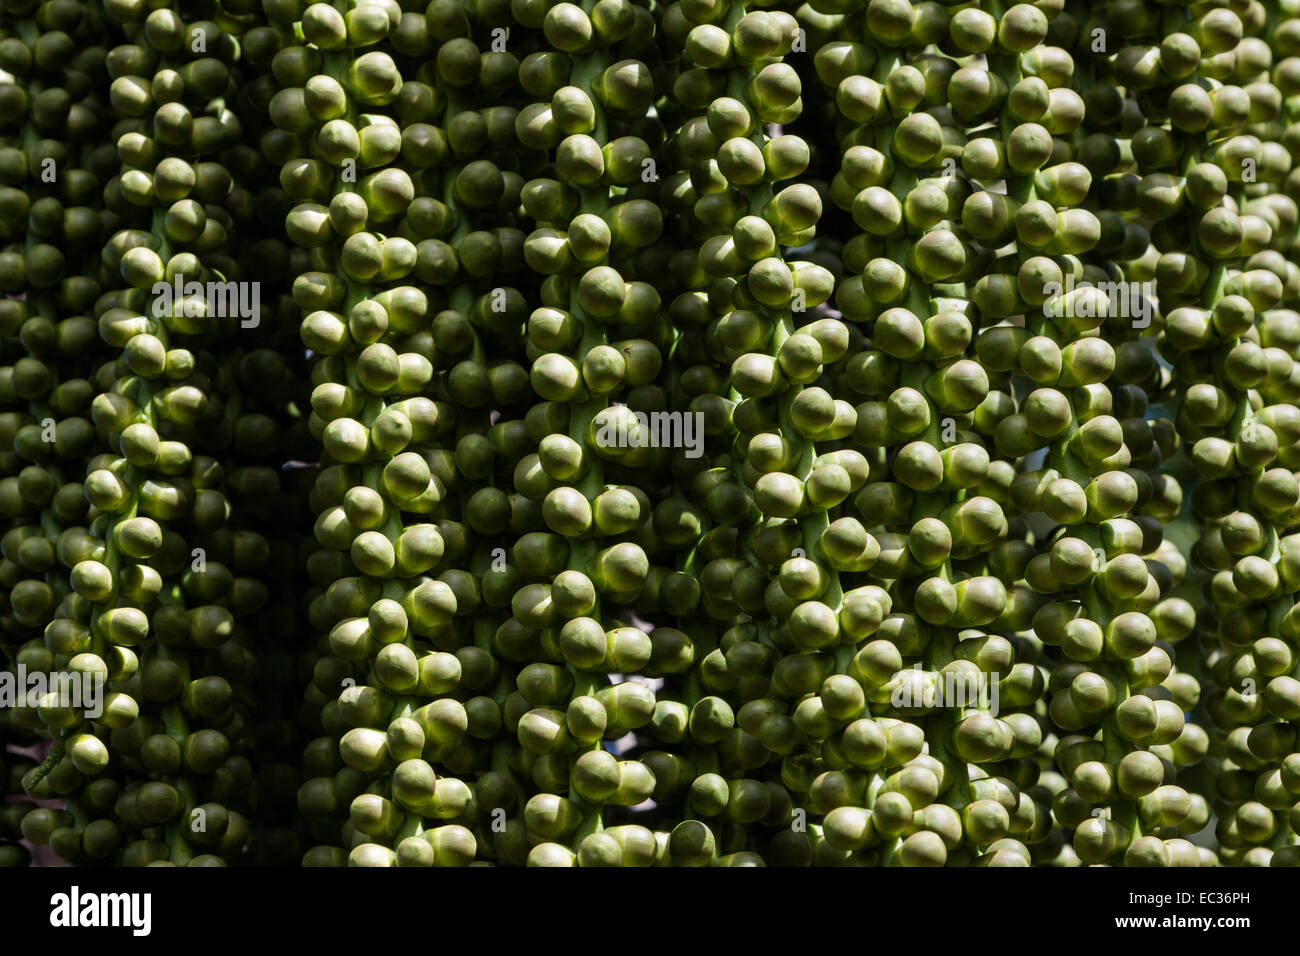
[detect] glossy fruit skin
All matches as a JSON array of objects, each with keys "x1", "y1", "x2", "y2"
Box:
[
  {"x1": 5, "y1": 0, "x2": 1300, "y2": 870},
  {"x1": 0, "y1": 0, "x2": 309, "y2": 867}
]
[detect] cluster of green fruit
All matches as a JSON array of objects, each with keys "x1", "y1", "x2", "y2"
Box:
[
  {"x1": 0, "y1": 0, "x2": 308, "y2": 865},
  {"x1": 1, "y1": 0, "x2": 1300, "y2": 867}
]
